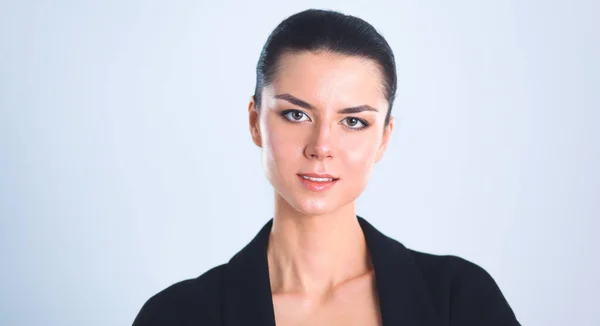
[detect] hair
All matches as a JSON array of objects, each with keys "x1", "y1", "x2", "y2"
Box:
[{"x1": 253, "y1": 9, "x2": 397, "y2": 126}]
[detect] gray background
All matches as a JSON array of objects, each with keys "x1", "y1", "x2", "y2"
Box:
[{"x1": 1, "y1": 0, "x2": 598, "y2": 325}]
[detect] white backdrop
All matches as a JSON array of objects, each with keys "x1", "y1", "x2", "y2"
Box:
[{"x1": 1, "y1": 1, "x2": 598, "y2": 325}]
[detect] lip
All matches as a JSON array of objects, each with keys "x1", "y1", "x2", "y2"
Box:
[
  {"x1": 297, "y1": 172, "x2": 339, "y2": 179},
  {"x1": 297, "y1": 173, "x2": 339, "y2": 192}
]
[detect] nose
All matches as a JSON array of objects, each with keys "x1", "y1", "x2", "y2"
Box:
[{"x1": 304, "y1": 122, "x2": 334, "y2": 160}]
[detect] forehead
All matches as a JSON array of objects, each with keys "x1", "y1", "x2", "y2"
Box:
[{"x1": 265, "y1": 51, "x2": 388, "y2": 110}]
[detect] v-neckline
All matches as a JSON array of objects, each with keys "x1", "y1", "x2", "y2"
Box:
[{"x1": 221, "y1": 216, "x2": 440, "y2": 326}]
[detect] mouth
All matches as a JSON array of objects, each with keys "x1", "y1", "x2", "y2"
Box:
[
  {"x1": 299, "y1": 175, "x2": 337, "y2": 182},
  {"x1": 297, "y1": 173, "x2": 339, "y2": 192}
]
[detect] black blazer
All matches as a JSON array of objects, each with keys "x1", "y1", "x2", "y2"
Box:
[{"x1": 133, "y1": 216, "x2": 520, "y2": 325}]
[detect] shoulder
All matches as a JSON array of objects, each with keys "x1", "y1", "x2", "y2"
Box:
[
  {"x1": 408, "y1": 250, "x2": 520, "y2": 325},
  {"x1": 409, "y1": 249, "x2": 495, "y2": 286},
  {"x1": 132, "y1": 264, "x2": 225, "y2": 326}
]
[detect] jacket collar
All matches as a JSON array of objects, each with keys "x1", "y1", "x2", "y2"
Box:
[{"x1": 222, "y1": 216, "x2": 440, "y2": 326}]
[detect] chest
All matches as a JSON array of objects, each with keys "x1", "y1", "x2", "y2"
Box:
[{"x1": 271, "y1": 276, "x2": 382, "y2": 326}]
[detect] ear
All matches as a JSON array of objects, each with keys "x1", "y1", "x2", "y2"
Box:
[
  {"x1": 248, "y1": 96, "x2": 262, "y2": 148},
  {"x1": 375, "y1": 116, "x2": 394, "y2": 163}
]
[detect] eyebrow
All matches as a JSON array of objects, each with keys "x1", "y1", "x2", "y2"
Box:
[{"x1": 274, "y1": 93, "x2": 379, "y2": 114}]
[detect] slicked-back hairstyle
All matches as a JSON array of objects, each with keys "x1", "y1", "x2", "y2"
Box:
[{"x1": 254, "y1": 9, "x2": 397, "y2": 126}]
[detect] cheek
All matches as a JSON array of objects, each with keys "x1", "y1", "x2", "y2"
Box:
[
  {"x1": 340, "y1": 134, "x2": 380, "y2": 173},
  {"x1": 262, "y1": 117, "x2": 303, "y2": 173}
]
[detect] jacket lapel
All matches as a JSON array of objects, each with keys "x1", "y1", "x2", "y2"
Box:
[
  {"x1": 222, "y1": 219, "x2": 276, "y2": 326},
  {"x1": 358, "y1": 217, "x2": 441, "y2": 326},
  {"x1": 221, "y1": 217, "x2": 440, "y2": 326}
]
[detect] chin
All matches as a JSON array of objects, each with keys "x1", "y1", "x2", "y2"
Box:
[
  {"x1": 270, "y1": 177, "x2": 358, "y2": 217},
  {"x1": 290, "y1": 198, "x2": 335, "y2": 217},
  {"x1": 283, "y1": 191, "x2": 357, "y2": 217}
]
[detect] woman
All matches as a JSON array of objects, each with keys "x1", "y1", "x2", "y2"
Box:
[{"x1": 133, "y1": 9, "x2": 520, "y2": 326}]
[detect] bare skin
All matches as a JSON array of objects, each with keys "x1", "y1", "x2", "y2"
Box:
[
  {"x1": 248, "y1": 50, "x2": 393, "y2": 325},
  {"x1": 268, "y1": 210, "x2": 382, "y2": 326}
]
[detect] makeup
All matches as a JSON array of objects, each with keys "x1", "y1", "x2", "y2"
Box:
[{"x1": 297, "y1": 173, "x2": 339, "y2": 192}]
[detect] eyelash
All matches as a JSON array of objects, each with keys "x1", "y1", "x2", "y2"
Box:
[{"x1": 280, "y1": 109, "x2": 370, "y2": 131}]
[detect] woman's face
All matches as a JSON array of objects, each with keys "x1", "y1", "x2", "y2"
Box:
[{"x1": 249, "y1": 51, "x2": 394, "y2": 217}]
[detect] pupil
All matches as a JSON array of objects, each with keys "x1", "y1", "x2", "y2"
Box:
[
  {"x1": 348, "y1": 118, "x2": 357, "y2": 126},
  {"x1": 294, "y1": 112, "x2": 302, "y2": 119}
]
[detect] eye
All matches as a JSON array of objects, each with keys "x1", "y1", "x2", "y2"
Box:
[
  {"x1": 282, "y1": 110, "x2": 310, "y2": 122},
  {"x1": 342, "y1": 117, "x2": 368, "y2": 130}
]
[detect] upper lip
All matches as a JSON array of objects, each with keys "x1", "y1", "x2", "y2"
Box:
[{"x1": 298, "y1": 172, "x2": 339, "y2": 179}]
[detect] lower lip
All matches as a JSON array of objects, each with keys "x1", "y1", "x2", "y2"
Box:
[{"x1": 297, "y1": 175, "x2": 338, "y2": 192}]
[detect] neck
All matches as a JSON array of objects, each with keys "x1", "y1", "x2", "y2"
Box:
[{"x1": 267, "y1": 194, "x2": 372, "y2": 295}]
